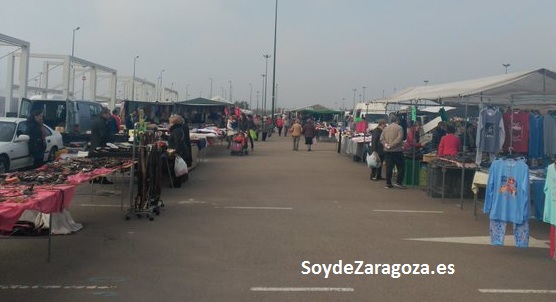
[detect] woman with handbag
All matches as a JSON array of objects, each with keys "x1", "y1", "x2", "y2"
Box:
[
  {"x1": 167, "y1": 114, "x2": 189, "y2": 188},
  {"x1": 370, "y1": 119, "x2": 387, "y2": 181}
]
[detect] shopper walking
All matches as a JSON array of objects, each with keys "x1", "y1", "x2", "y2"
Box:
[
  {"x1": 370, "y1": 119, "x2": 387, "y2": 181},
  {"x1": 26, "y1": 109, "x2": 47, "y2": 168},
  {"x1": 168, "y1": 114, "x2": 189, "y2": 188},
  {"x1": 380, "y1": 116, "x2": 405, "y2": 189},
  {"x1": 290, "y1": 119, "x2": 302, "y2": 151},
  {"x1": 276, "y1": 116, "x2": 284, "y2": 137},
  {"x1": 302, "y1": 118, "x2": 317, "y2": 151}
]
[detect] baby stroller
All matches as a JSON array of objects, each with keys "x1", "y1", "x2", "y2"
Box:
[{"x1": 230, "y1": 132, "x2": 249, "y2": 156}]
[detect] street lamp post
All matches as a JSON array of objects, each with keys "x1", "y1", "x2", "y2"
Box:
[
  {"x1": 132, "y1": 55, "x2": 139, "y2": 101},
  {"x1": 70, "y1": 26, "x2": 80, "y2": 98},
  {"x1": 261, "y1": 74, "x2": 266, "y2": 115},
  {"x1": 158, "y1": 69, "x2": 165, "y2": 101},
  {"x1": 81, "y1": 75, "x2": 86, "y2": 101},
  {"x1": 424, "y1": 80, "x2": 429, "y2": 86},
  {"x1": 263, "y1": 54, "x2": 271, "y2": 115},
  {"x1": 352, "y1": 88, "x2": 357, "y2": 110},
  {"x1": 256, "y1": 90, "x2": 260, "y2": 115},
  {"x1": 503, "y1": 63, "x2": 511, "y2": 74},
  {"x1": 209, "y1": 77, "x2": 213, "y2": 99},
  {"x1": 249, "y1": 83, "x2": 253, "y2": 110},
  {"x1": 229, "y1": 80, "x2": 232, "y2": 104},
  {"x1": 362, "y1": 86, "x2": 366, "y2": 102},
  {"x1": 270, "y1": 0, "x2": 279, "y2": 122}
]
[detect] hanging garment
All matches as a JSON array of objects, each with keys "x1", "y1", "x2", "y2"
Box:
[
  {"x1": 476, "y1": 108, "x2": 505, "y2": 153},
  {"x1": 528, "y1": 113, "x2": 544, "y2": 158},
  {"x1": 484, "y1": 159, "x2": 530, "y2": 224},
  {"x1": 489, "y1": 219, "x2": 530, "y2": 247},
  {"x1": 544, "y1": 114, "x2": 556, "y2": 156},
  {"x1": 502, "y1": 111, "x2": 529, "y2": 153},
  {"x1": 543, "y1": 163, "x2": 556, "y2": 225}
]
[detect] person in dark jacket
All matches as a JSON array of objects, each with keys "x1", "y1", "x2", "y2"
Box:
[
  {"x1": 167, "y1": 114, "x2": 190, "y2": 188},
  {"x1": 90, "y1": 108, "x2": 111, "y2": 150},
  {"x1": 431, "y1": 121, "x2": 447, "y2": 151},
  {"x1": 90, "y1": 108, "x2": 113, "y2": 184},
  {"x1": 302, "y1": 118, "x2": 317, "y2": 151},
  {"x1": 26, "y1": 110, "x2": 47, "y2": 168},
  {"x1": 370, "y1": 119, "x2": 387, "y2": 181}
]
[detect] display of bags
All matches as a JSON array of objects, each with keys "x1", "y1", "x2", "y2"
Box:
[{"x1": 174, "y1": 155, "x2": 189, "y2": 177}]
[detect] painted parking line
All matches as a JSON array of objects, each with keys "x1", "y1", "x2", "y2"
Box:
[
  {"x1": 373, "y1": 209, "x2": 444, "y2": 214},
  {"x1": 479, "y1": 289, "x2": 556, "y2": 294},
  {"x1": 0, "y1": 285, "x2": 117, "y2": 290},
  {"x1": 79, "y1": 204, "x2": 121, "y2": 207},
  {"x1": 215, "y1": 206, "x2": 293, "y2": 210},
  {"x1": 250, "y1": 287, "x2": 354, "y2": 292}
]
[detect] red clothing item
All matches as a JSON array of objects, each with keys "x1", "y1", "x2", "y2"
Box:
[
  {"x1": 502, "y1": 111, "x2": 529, "y2": 153},
  {"x1": 438, "y1": 133, "x2": 461, "y2": 156}
]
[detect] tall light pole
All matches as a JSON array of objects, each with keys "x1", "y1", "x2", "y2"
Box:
[
  {"x1": 362, "y1": 86, "x2": 367, "y2": 102},
  {"x1": 229, "y1": 80, "x2": 233, "y2": 104},
  {"x1": 261, "y1": 74, "x2": 266, "y2": 115},
  {"x1": 263, "y1": 54, "x2": 271, "y2": 115},
  {"x1": 352, "y1": 88, "x2": 357, "y2": 110},
  {"x1": 424, "y1": 80, "x2": 429, "y2": 86},
  {"x1": 270, "y1": 0, "x2": 279, "y2": 122},
  {"x1": 131, "y1": 55, "x2": 139, "y2": 101},
  {"x1": 249, "y1": 83, "x2": 253, "y2": 110},
  {"x1": 186, "y1": 84, "x2": 190, "y2": 100},
  {"x1": 502, "y1": 63, "x2": 511, "y2": 74},
  {"x1": 209, "y1": 77, "x2": 213, "y2": 99},
  {"x1": 81, "y1": 75, "x2": 86, "y2": 101},
  {"x1": 158, "y1": 69, "x2": 165, "y2": 101},
  {"x1": 256, "y1": 90, "x2": 260, "y2": 115},
  {"x1": 70, "y1": 26, "x2": 80, "y2": 98},
  {"x1": 71, "y1": 26, "x2": 80, "y2": 58}
]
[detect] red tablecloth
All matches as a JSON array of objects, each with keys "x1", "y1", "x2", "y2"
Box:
[{"x1": 0, "y1": 185, "x2": 75, "y2": 232}]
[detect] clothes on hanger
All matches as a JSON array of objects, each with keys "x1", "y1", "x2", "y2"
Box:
[
  {"x1": 543, "y1": 114, "x2": 556, "y2": 156},
  {"x1": 528, "y1": 113, "x2": 543, "y2": 158},
  {"x1": 484, "y1": 158, "x2": 530, "y2": 247},
  {"x1": 543, "y1": 163, "x2": 556, "y2": 259},
  {"x1": 502, "y1": 110, "x2": 529, "y2": 153},
  {"x1": 476, "y1": 107, "x2": 505, "y2": 164}
]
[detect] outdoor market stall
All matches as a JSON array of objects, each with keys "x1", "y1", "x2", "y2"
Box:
[{"x1": 382, "y1": 68, "x2": 556, "y2": 254}]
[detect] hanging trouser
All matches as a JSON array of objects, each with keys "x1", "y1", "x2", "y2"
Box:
[{"x1": 489, "y1": 219, "x2": 530, "y2": 248}]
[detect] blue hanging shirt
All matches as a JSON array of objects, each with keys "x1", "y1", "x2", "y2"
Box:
[
  {"x1": 484, "y1": 159, "x2": 530, "y2": 224},
  {"x1": 543, "y1": 163, "x2": 556, "y2": 225}
]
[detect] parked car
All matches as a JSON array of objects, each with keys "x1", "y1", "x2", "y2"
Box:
[{"x1": 0, "y1": 117, "x2": 64, "y2": 173}]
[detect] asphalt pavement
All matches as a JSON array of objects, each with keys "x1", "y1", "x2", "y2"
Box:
[{"x1": 0, "y1": 133, "x2": 554, "y2": 302}]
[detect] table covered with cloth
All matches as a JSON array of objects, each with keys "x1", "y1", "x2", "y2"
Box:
[{"x1": 0, "y1": 184, "x2": 75, "y2": 232}]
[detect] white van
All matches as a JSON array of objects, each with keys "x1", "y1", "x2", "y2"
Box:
[
  {"x1": 19, "y1": 97, "x2": 103, "y2": 135},
  {"x1": 352, "y1": 102, "x2": 389, "y2": 130}
]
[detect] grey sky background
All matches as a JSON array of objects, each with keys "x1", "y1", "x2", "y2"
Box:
[{"x1": 1, "y1": 0, "x2": 556, "y2": 110}]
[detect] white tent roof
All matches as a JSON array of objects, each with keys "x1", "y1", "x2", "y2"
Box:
[{"x1": 383, "y1": 68, "x2": 556, "y2": 106}]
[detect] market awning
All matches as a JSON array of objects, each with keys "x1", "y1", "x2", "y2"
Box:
[
  {"x1": 293, "y1": 104, "x2": 342, "y2": 114},
  {"x1": 176, "y1": 97, "x2": 233, "y2": 106},
  {"x1": 383, "y1": 68, "x2": 556, "y2": 105}
]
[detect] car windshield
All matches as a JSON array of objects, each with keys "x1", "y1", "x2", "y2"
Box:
[
  {"x1": 0, "y1": 122, "x2": 16, "y2": 142},
  {"x1": 365, "y1": 114, "x2": 387, "y2": 123}
]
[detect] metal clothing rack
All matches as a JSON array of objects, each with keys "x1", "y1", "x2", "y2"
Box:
[{"x1": 124, "y1": 128, "x2": 163, "y2": 221}]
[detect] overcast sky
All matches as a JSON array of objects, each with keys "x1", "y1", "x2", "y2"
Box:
[{"x1": 1, "y1": 0, "x2": 556, "y2": 110}]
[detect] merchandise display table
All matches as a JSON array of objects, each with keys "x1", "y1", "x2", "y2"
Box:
[{"x1": 426, "y1": 157, "x2": 477, "y2": 208}]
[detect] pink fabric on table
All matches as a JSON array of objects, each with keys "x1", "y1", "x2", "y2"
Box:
[
  {"x1": 66, "y1": 167, "x2": 118, "y2": 185},
  {"x1": 0, "y1": 185, "x2": 76, "y2": 232}
]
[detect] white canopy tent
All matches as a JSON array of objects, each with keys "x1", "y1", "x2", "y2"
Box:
[{"x1": 383, "y1": 68, "x2": 556, "y2": 106}]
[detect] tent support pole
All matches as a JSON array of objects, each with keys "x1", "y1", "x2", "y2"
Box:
[{"x1": 459, "y1": 98, "x2": 468, "y2": 209}]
